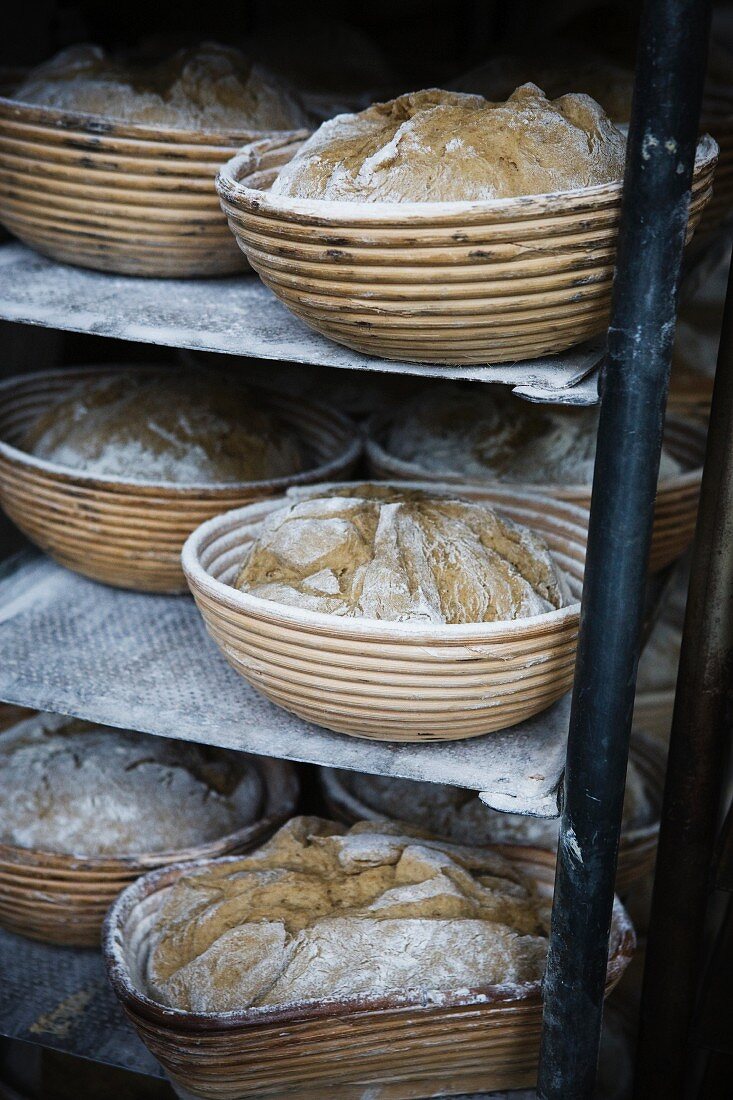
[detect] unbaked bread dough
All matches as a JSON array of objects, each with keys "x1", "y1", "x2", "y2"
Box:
[
  {"x1": 0, "y1": 717, "x2": 263, "y2": 856},
  {"x1": 145, "y1": 816, "x2": 550, "y2": 1013},
  {"x1": 23, "y1": 370, "x2": 305, "y2": 484},
  {"x1": 382, "y1": 385, "x2": 682, "y2": 486},
  {"x1": 15, "y1": 43, "x2": 309, "y2": 131},
  {"x1": 270, "y1": 83, "x2": 626, "y2": 202},
  {"x1": 332, "y1": 756, "x2": 653, "y2": 849},
  {"x1": 234, "y1": 484, "x2": 571, "y2": 624}
]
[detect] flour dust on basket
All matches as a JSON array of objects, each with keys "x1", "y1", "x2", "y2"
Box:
[
  {"x1": 269, "y1": 83, "x2": 626, "y2": 203},
  {"x1": 144, "y1": 817, "x2": 551, "y2": 1014},
  {"x1": 234, "y1": 484, "x2": 572, "y2": 624},
  {"x1": 0, "y1": 716, "x2": 264, "y2": 857}
]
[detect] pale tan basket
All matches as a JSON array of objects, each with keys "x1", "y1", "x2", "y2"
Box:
[
  {"x1": 0, "y1": 366, "x2": 361, "y2": 593},
  {"x1": 0, "y1": 712, "x2": 301, "y2": 948},
  {"x1": 366, "y1": 414, "x2": 707, "y2": 573},
  {"x1": 632, "y1": 688, "x2": 676, "y2": 745},
  {"x1": 318, "y1": 730, "x2": 664, "y2": 897},
  {"x1": 182, "y1": 481, "x2": 588, "y2": 742},
  {"x1": 103, "y1": 844, "x2": 634, "y2": 1100},
  {"x1": 215, "y1": 133, "x2": 717, "y2": 366},
  {"x1": 0, "y1": 90, "x2": 309, "y2": 277}
]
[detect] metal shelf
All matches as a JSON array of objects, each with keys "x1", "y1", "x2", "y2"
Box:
[
  {"x1": 0, "y1": 551, "x2": 569, "y2": 817},
  {"x1": 0, "y1": 243, "x2": 602, "y2": 402},
  {"x1": 0, "y1": 928, "x2": 162, "y2": 1078}
]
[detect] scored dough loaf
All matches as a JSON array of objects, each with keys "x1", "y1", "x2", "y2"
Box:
[
  {"x1": 145, "y1": 816, "x2": 551, "y2": 1013},
  {"x1": 22, "y1": 370, "x2": 305, "y2": 484},
  {"x1": 271, "y1": 83, "x2": 626, "y2": 202},
  {"x1": 15, "y1": 42, "x2": 309, "y2": 131},
  {"x1": 234, "y1": 484, "x2": 571, "y2": 624}
]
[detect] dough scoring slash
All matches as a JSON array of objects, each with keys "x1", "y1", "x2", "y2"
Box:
[
  {"x1": 234, "y1": 484, "x2": 571, "y2": 624},
  {"x1": 271, "y1": 83, "x2": 626, "y2": 203},
  {"x1": 145, "y1": 817, "x2": 551, "y2": 1014}
]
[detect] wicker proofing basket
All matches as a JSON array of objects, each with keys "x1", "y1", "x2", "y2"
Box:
[
  {"x1": 103, "y1": 845, "x2": 634, "y2": 1100},
  {"x1": 0, "y1": 89, "x2": 310, "y2": 277},
  {"x1": 318, "y1": 730, "x2": 665, "y2": 897},
  {"x1": 0, "y1": 712, "x2": 300, "y2": 948},
  {"x1": 366, "y1": 414, "x2": 707, "y2": 574},
  {"x1": 215, "y1": 134, "x2": 717, "y2": 366},
  {"x1": 0, "y1": 366, "x2": 362, "y2": 593},
  {"x1": 181, "y1": 481, "x2": 587, "y2": 742}
]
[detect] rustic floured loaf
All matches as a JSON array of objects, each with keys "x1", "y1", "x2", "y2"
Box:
[
  {"x1": 15, "y1": 42, "x2": 309, "y2": 131},
  {"x1": 22, "y1": 371, "x2": 305, "y2": 484},
  {"x1": 382, "y1": 385, "x2": 682, "y2": 486},
  {"x1": 270, "y1": 83, "x2": 626, "y2": 202},
  {"x1": 145, "y1": 816, "x2": 551, "y2": 1013},
  {"x1": 0, "y1": 718, "x2": 262, "y2": 856},
  {"x1": 330, "y1": 757, "x2": 653, "y2": 848},
  {"x1": 234, "y1": 484, "x2": 571, "y2": 624}
]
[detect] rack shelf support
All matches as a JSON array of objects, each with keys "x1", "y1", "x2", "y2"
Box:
[{"x1": 536, "y1": 1, "x2": 712, "y2": 1097}]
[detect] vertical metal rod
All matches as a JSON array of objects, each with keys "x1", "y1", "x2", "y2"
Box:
[
  {"x1": 633, "y1": 258, "x2": 733, "y2": 1100},
  {"x1": 536, "y1": 3, "x2": 711, "y2": 1097}
]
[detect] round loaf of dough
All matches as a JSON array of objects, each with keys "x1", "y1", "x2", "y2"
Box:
[
  {"x1": 22, "y1": 370, "x2": 305, "y2": 484},
  {"x1": 382, "y1": 385, "x2": 682, "y2": 486},
  {"x1": 331, "y1": 759, "x2": 653, "y2": 849},
  {"x1": 234, "y1": 484, "x2": 571, "y2": 624},
  {"x1": 270, "y1": 83, "x2": 626, "y2": 203},
  {"x1": 0, "y1": 718, "x2": 263, "y2": 856},
  {"x1": 14, "y1": 43, "x2": 309, "y2": 131},
  {"x1": 144, "y1": 816, "x2": 550, "y2": 1014}
]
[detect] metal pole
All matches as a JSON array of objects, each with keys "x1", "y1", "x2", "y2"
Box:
[
  {"x1": 633, "y1": 257, "x2": 733, "y2": 1100},
  {"x1": 536, "y1": 3, "x2": 712, "y2": 1098}
]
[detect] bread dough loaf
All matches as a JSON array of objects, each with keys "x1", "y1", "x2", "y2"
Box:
[
  {"x1": 15, "y1": 43, "x2": 309, "y2": 131},
  {"x1": 270, "y1": 83, "x2": 626, "y2": 202},
  {"x1": 145, "y1": 816, "x2": 550, "y2": 1013},
  {"x1": 335, "y1": 755, "x2": 653, "y2": 848},
  {"x1": 235, "y1": 484, "x2": 571, "y2": 624},
  {"x1": 23, "y1": 371, "x2": 305, "y2": 484},
  {"x1": 453, "y1": 50, "x2": 634, "y2": 124},
  {"x1": 383, "y1": 384, "x2": 682, "y2": 486},
  {"x1": 0, "y1": 717, "x2": 263, "y2": 856}
]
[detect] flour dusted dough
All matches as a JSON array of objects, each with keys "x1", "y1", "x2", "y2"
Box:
[
  {"x1": 235, "y1": 484, "x2": 571, "y2": 624},
  {"x1": 270, "y1": 83, "x2": 626, "y2": 202},
  {"x1": 384, "y1": 385, "x2": 682, "y2": 486},
  {"x1": 145, "y1": 816, "x2": 550, "y2": 1013},
  {"x1": 0, "y1": 718, "x2": 263, "y2": 856},
  {"x1": 335, "y1": 757, "x2": 653, "y2": 849},
  {"x1": 23, "y1": 371, "x2": 304, "y2": 484},
  {"x1": 16, "y1": 43, "x2": 309, "y2": 131}
]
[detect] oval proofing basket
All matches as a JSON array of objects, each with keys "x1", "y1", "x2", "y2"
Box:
[
  {"x1": 366, "y1": 413, "x2": 707, "y2": 574},
  {"x1": 104, "y1": 845, "x2": 634, "y2": 1100},
  {"x1": 0, "y1": 366, "x2": 362, "y2": 593},
  {"x1": 0, "y1": 92, "x2": 310, "y2": 277},
  {"x1": 216, "y1": 134, "x2": 717, "y2": 365},
  {"x1": 182, "y1": 481, "x2": 588, "y2": 742},
  {"x1": 318, "y1": 730, "x2": 665, "y2": 897},
  {"x1": 0, "y1": 713, "x2": 300, "y2": 947}
]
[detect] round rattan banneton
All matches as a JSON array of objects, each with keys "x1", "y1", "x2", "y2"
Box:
[
  {"x1": 182, "y1": 480, "x2": 588, "y2": 742},
  {"x1": 216, "y1": 133, "x2": 717, "y2": 365},
  {"x1": 0, "y1": 366, "x2": 362, "y2": 593},
  {"x1": 0, "y1": 88, "x2": 310, "y2": 277}
]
